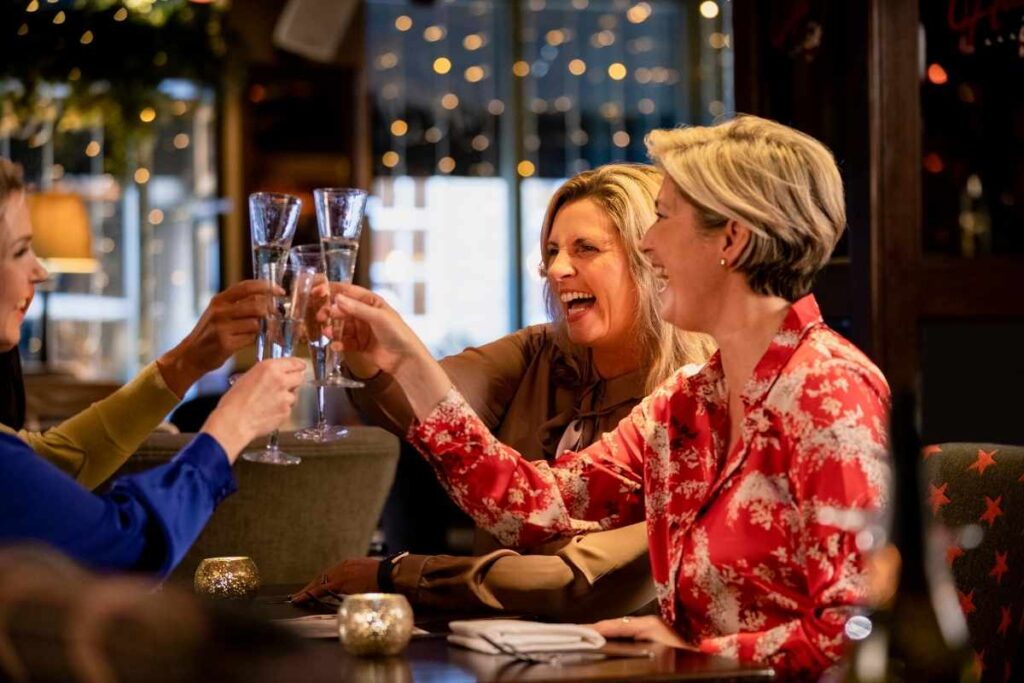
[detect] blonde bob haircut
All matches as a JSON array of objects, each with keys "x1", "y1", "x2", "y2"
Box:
[
  {"x1": 538, "y1": 163, "x2": 715, "y2": 392},
  {"x1": 646, "y1": 115, "x2": 846, "y2": 302}
]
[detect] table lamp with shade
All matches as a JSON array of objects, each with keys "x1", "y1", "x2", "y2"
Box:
[{"x1": 26, "y1": 191, "x2": 99, "y2": 367}]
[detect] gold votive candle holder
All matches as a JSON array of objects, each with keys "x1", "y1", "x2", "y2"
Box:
[
  {"x1": 193, "y1": 556, "x2": 260, "y2": 600},
  {"x1": 337, "y1": 593, "x2": 414, "y2": 656}
]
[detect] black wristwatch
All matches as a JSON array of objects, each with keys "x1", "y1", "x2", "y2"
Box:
[{"x1": 376, "y1": 551, "x2": 409, "y2": 593}]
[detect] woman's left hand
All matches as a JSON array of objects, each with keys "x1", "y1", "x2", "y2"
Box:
[
  {"x1": 589, "y1": 615, "x2": 692, "y2": 649},
  {"x1": 157, "y1": 279, "x2": 277, "y2": 397}
]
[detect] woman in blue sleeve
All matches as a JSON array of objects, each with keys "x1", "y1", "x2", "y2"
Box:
[{"x1": 0, "y1": 164, "x2": 306, "y2": 575}]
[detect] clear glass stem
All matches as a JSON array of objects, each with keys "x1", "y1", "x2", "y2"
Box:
[
  {"x1": 268, "y1": 429, "x2": 281, "y2": 451},
  {"x1": 312, "y1": 343, "x2": 327, "y2": 431}
]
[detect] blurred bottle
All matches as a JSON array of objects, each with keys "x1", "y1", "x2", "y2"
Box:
[{"x1": 844, "y1": 392, "x2": 973, "y2": 682}]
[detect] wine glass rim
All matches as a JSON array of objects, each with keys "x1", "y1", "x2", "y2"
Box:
[
  {"x1": 313, "y1": 187, "x2": 368, "y2": 196},
  {"x1": 250, "y1": 191, "x2": 302, "y2": 203}
]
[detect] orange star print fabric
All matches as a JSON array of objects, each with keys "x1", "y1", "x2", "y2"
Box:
[{"x1": 924, "y1": 443, "x2": 1024, "y2": 682}]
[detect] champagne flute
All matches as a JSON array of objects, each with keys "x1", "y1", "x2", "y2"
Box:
[
  {"x1": 290, "y1": 244, "x2": 349, "y2": 441},
  {"x1": 240, "y1": 254, "x2": 315, "y2": 465},
  {"x1": 314, "y1": 187, "x2": 368, "y2": 388},
  {"x1": 250, "y1": 192, "x2": 301, "y2": 361}
]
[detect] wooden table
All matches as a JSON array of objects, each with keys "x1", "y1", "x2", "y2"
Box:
[{"x1": 246, "y1": 588, "x2": 776, "y2": 682}]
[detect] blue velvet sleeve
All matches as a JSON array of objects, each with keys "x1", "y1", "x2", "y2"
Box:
[{"x1": 0, "y1": 432, "x2": 236, "y2": 575}]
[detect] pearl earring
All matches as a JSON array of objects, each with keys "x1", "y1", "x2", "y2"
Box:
[{"x1": 719, "y1": 258, "x2": 727, "y2": 267}]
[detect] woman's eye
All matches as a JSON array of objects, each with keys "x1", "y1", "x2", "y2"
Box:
[{"x1": 578, "y1": 244, "x2": 598, "y2": 253}]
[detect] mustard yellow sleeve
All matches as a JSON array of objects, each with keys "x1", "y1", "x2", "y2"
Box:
[
  {"x1": 391, "y1": 522, "x2": 656, "y2": 622},
  {"x1": 1, "y1": 363, "x2": 183, "y2": 490}
]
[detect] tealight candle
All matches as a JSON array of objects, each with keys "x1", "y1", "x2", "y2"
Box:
[
  {"x1": 337, "y1": 593, "x2": 414, "y2": 656},
  {"x1": 193, "y1": 556, "x2": 260, "y2": 600}
]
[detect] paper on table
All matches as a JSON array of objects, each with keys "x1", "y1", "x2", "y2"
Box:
[
  {"x1": 275, "y1": 613, "x2": 429, "y2": 639},
  {"x1": 448, "y1": 619, "x2": 606, "y2": 654}
]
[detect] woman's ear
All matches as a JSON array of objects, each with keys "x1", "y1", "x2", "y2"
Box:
[{"x1": 721, "y1": 220, "x2": 750, "y2": 267}]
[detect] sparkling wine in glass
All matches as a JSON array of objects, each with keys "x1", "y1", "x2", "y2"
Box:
[
  {"x1": 290, "y1": 245, "x2": 349, "y2": 442},
  {"x1": 250, "y1": 192, "x2": 301, "y2": 360},
  {"x1": 314, "y1": 187, "x2": 368, "y2": 388},
  {"x1": 240, "y1": 256, "x2": 315, "y2": 466}
]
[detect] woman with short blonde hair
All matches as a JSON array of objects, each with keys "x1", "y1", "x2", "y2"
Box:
[
  {"x1": 326, "y1": 115, "x2": 889, "y2": 677},
  {"x1": 646, "y1": 115, "x2": 846, "y2": 301}
]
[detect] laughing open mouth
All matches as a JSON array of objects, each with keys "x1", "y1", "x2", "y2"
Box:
[{"x1": 560, "y1": 290, "x2": 597, "y2": 318}]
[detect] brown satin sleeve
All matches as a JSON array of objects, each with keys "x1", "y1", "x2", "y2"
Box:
[
  {"x1": 347, "y1": 326, "x2": 544, "y2": 436},
  {"x1": 391, "y1": 522, "x2": 656, "y2": 622}
]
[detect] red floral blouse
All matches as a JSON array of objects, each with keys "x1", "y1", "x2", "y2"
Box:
[{"x1": 409, "y1": 295, "x2": 890, "y2": 677}]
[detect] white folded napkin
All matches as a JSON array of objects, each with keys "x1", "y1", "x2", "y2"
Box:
[{"x1": 447, "y1": 619, "x2": 606, "y2": 654}]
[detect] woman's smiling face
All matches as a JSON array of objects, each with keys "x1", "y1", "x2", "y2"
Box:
[
  {"x1": 0, "y1": 193, "x2": 47, "y2": 352},
  {"x1": 545, "y1": 199, "x2": 638, "y2": 355}
]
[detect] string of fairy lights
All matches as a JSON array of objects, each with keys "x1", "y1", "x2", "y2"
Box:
[{"x1": 368, "y1": 0, "x2": 731, "y2": 179}]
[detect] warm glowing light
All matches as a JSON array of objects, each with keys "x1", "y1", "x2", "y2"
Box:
[
  {"x1": 590, "y1": 30, "x2": 615, "y2": 47},
  {"x1": 377, "y1": 52, "x2": 399, "y2": 69},
  {"x1": 568, "y1": 59, "x2": 586, "y2": 75},
  {"x1": 173, "y1": 100, "x2": 188, "y2": 116},
  {"x1": 638, "y1": 98, "x2": 656, "y2": 114},
  {"x1": 571, "y1": 0, "x2": 589, "y2": 8},
  {"x1": 433, "y1": 57, "x2": 452, "y2": 74},
  {"x1": 26, "y1": 0, "x2": 39, "y2": 12},
  {"x1": 425, "y1": 127, "x2": 442, "y2": 143},
  {"x1": 134, "y1": 168, "x2": 151, "y2": 184},
  {"x1": 613, "y1": 131, "x2": 630, "y2": 147},
  {"x1": 570, "y1": 129, "x2": 588, "y2": 145},
  {"x1": 512, "y1": 60, "x2": 530, "y2": 77},
  {"x1": 471, "y1": 134, "x2": 489, "y2": 151},
  {"x1": 546, "y1": 29, "x2": 566, "y2": 46},
  {"x1": 464, "y1": 66, "x2": 485, "y2": 82},
  {"x1": 927, "y1": 63, "x2": 948, "y2": 85},
  {"x1": 173, "y1": 133, "x2": 190, "y2": 149},
  {"x1": 463, "y1": 34, "x2": 484, "y2": 50},
  {"x1": 68, "y1": 67, "x2": 81, "y2": 81},
  {"x1": 487, "y1": 99, "x2": 505, "y2": 115},
  {"x1": 441, "y1": 93, "x2": 459, "y2": 109},
  {"x1": 390, "y1": 119, "x2": 408, "y2": 136},
  {"x1": 113, "y1": 7, "x2": 128, "y2": 21},
  {"x1": 17, "y1": 24, "x2": 28, "y2": 36},
  {"x1": 149, "y1": 209, "x2": 164, "y2": 225},
  {"x1": 600, "y1": 102, "x2": 621, "y2": 120},
  {"x1": 530, "y1": 98, "x2": 548, "y2": 114},
  {"x1": 153, "y1": 51, "x2": 167, "y2": 67},
  {"x1": 438, "y1": 156, "x2": 456, "y2": 174},
  {"x1": 626, "y1": 2, "x2": 652, "y2": 23},
  {"x1": 923, "y1": 152, "x2": 944, "y2": 174},
  {"x1": 699, "y1": 1, "x2": 719, "y2": 19},
  {"x1": 423, "y1": 25, "x2": 445, "y2": 42},
  {"x1": 382, "y1": 151, "x2": 400, "y2": 168},
  {"x1": 52, "y1": 10, "x2": 65, "y2": 24},
  {"x1": 394, "y1": 15, "x2": 412, "y2": 31},
  {"x1": 85, "y1": 141, "x2": 101, "y2": 157},
  {"x1": 608, "y1": 63, "x2": 627, "y2": 80},
  {"x1": 517, "y1": 161, "x2": 536, "y2": 177},
  {"x1": 554, "y1": 96, "x2": 572, "y2": 112},
  {"x1": 381, "y1": 83, "x2": 400, "y2": 100},
  {"x1": 709, "y1": 100, "x2": 725, "y2": 116},
  {"x1": 709, "y1": 32, "x2": 729, "y2": 48},
  {"x1": 139, "y1": 107, "x2": 157, "y2": 123},
  {"x1": 80, "y1": 30, "x2": 94, "y2": 45}
]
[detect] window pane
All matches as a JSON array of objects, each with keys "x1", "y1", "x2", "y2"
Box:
[{"x1": 367, "y1": 0, "x2": 733, "y2": 348}]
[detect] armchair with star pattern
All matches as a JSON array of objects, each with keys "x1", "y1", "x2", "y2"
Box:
[{"x1": 923, "y1": 443, "x2": 1024, "y2": 683}]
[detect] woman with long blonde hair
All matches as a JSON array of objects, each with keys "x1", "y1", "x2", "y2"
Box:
[{"x1": 293, "y1": 163, "x2": 713, "y2": 620}]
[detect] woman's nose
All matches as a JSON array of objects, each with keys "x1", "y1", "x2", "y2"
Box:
[
  {"x1": 547, "y1": 250, "x2": 574, "y2": 279},
  {"x1": 32, "y1": 257, "x2": 48, "y2": 283}
]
